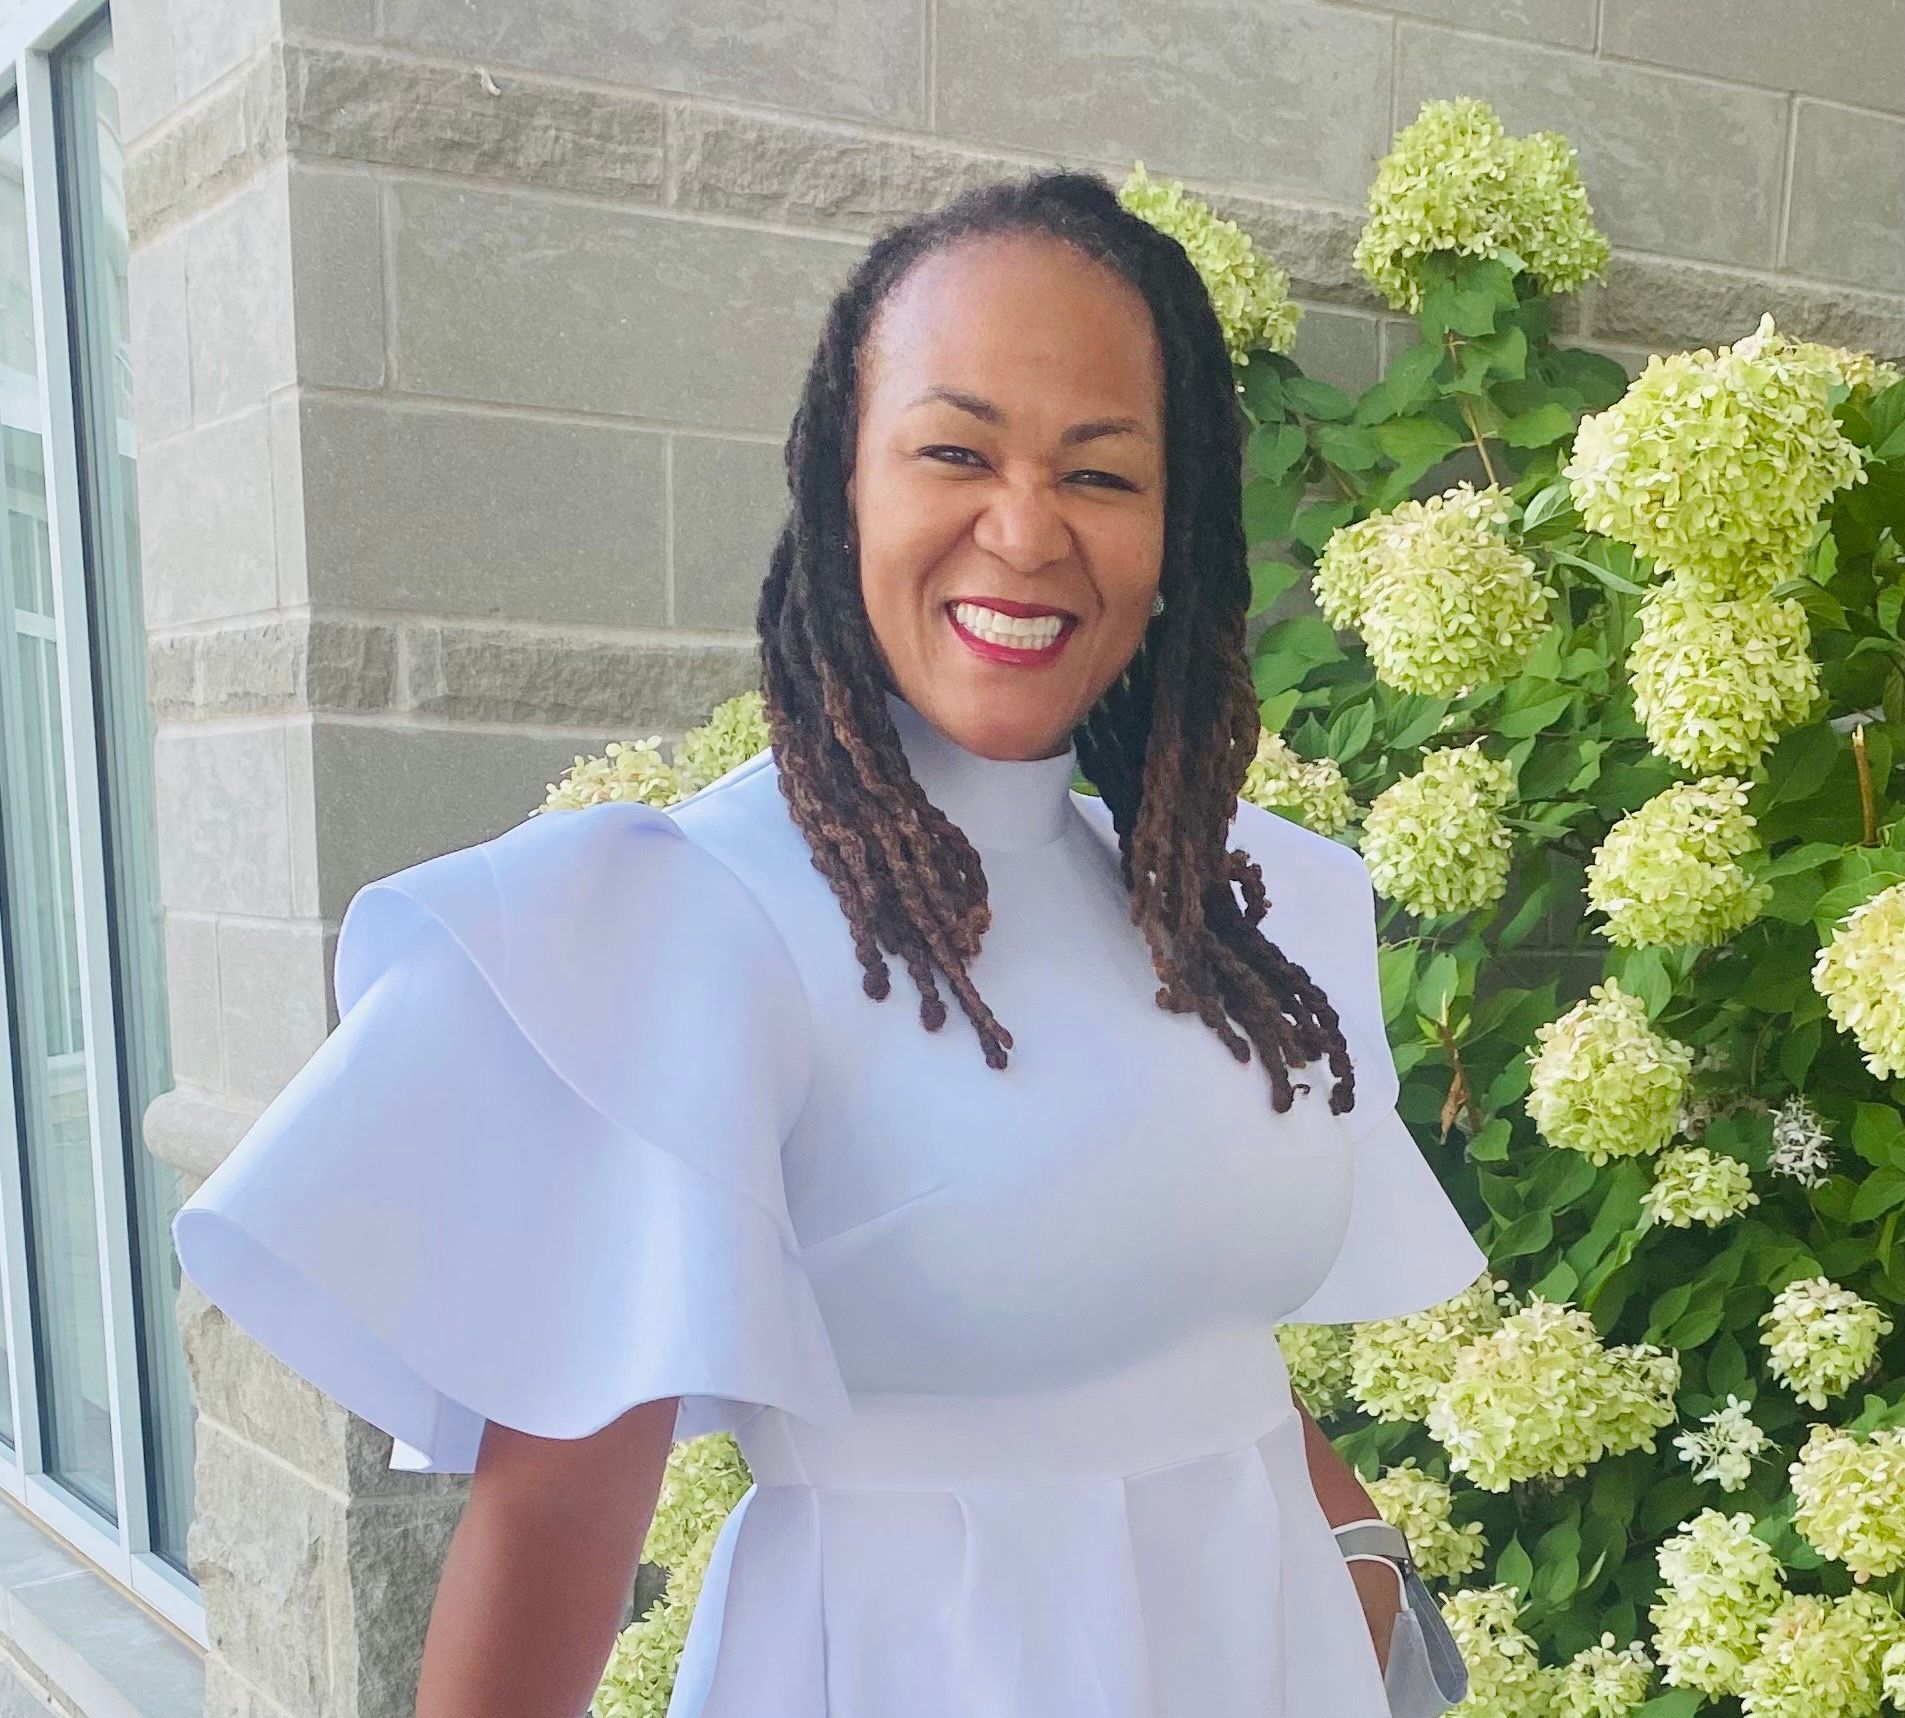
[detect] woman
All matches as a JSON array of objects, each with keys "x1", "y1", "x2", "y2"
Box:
[{"x1": 171, "y1": 169, "x2": 1485, "y2": 1716}]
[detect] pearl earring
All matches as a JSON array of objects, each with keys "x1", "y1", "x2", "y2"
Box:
[{"x1": 1150, "y1": 591, "x2": 1166, "y2": 617}]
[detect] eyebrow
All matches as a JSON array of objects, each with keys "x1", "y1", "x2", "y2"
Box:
[{"x1": 903, "y1": 385, "x2": 1153, "y2": 446}]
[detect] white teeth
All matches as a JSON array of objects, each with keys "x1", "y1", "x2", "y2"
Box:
[{"x1": 951, "y1": 601, "x2": 1066, "y2": 649}]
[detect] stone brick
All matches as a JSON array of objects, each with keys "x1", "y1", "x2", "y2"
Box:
[
  {"x1": 162, "y1": 912, "x2": 222, "y2": 1090},
  {"x1": 125, "y1": 46, "x2": 283, "y2": 246},
  {"x1": 182, "y1": 1418, "x2": 342, "y2": 1714},
  {"x1": 217, "y1": 920, "x2": 333, "y2": 1104},
  {"x1": 184, "y1": 164, "x2": 294, "y2": 419},
  {"x1": 671, "y1": 434, "x2": 786, "y2": 631},
  {"x1": 1289, "y1": 306, "x2": 1382, "y2": 396},
  {"x1": 203, "y1": 1655, "x2": 296, "y2": 1718},
  {"x1": 1590, "y1": 252, "x2": 1905, "y2": 356},
  {"x1": 284, "y1": 42, "x2": 666, "y2": 200},
  {"x1": 146, "y1": 631, "x2": 199, "y2": 719},
  {"x1": 296, "y1": 394, "x2": 668, "y2": 626},
  {"x1": 1785, "y1": 102, "x2": 1905, "y2": 299},
  {"x1": 1339, "y1": 0, "x2": 1595, "y2": 46},
  {"x1": 1396, "y1": 22, "x2": 1790, "y2": 272},
  {"x1": 668, "y1": 103, "x2": 1007, "y2": 230},
  {"x1": 935, "y1": 0, "x2": 1393, "y2": 207},
  {"x1": 128, "y1": 226, "x2": 191, "y2": 442},
  {"x1": 188, "y1": 615, "x2": 401, "y2": 719},
  {"x1": 153, "y1": 722, "x2": 295, "y2": 917},
  {"x1": 389, "y1": 180, "x2": 859, "y2": 430},
  {"x1": 139, "y1": 407, "x2": 279, "y2": 630},
  {"x1": 378, "y1": 0, "x2": 923, "y2": 127},
  {"x1": 286, "y1": 166, "x2": 387, "y2": 393},
  {"x1": 330, "y1": 1494, "x2": 464, "y2": 1718},
  {"x1": 1603, "y1": 0, "x2": 1905, "y2": 117},
  {"x1": 399, "y1": 623, "x2": 759, "y2": 732}
]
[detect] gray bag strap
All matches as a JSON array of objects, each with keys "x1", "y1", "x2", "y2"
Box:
[{"x1": 1334, "y1": 1520, "x2": 1471, "y2": 1713}]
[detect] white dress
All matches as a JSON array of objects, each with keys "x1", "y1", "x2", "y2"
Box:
[{"x1": 171, "y1": 687, "x2": 1486, "y2": 1717}]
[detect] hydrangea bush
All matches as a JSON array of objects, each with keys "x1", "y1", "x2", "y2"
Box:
[{"x1": 576, "y1": 105, "x2": 1905, "y2": 1717}]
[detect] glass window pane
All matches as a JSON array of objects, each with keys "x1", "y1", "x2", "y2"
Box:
[
  {"x1": 56, "y1": 19, "x2": 191, "y2": 1570},
  {"x1": 0, "y1": 101, "x2": 115, "y2": 1521}
]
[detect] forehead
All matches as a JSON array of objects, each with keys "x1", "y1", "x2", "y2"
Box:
[{"x1": 860, "y1": 233, "x2": 1164, "y2": 422}]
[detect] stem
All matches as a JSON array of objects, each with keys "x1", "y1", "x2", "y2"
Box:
[
  {"x1": 1319, "y1": 457, "x2": 1359, "y2": 503},
  {"x1": 1442, "y1": 330, "x2": 1502, "y2": 487},
  {"x1": 1852, "y1": 720, "x2": 1879, "y2": 846}
]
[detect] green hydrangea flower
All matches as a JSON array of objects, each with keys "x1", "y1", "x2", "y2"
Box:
[
  {"x1": 1648, "y1": 1509, "x2": 1789, "y2": 1697},
  {"x1": 1553, "y1": 1635, "x2": 1655, "y2": 1718},
  {"x1": 1817, "y1": 345, "x2": 1904, "y2": 403},
  {"x1": 1811, "y1": 879, "x2": 1905, "y2": 1081},
  {"x1": 1759, "y1": 1276, "x2": 1894, "y2": 1411},
  {"x1": 1585, "y1": 777, "x2": 1771, "y2": 949},
  {"x1": 1274, "y1": 1321, "x2": 1355, "y2": 1418},
  {"x1": 1424, "y1": 1298, "x2": 1680, "y2": 1491},
  {"x1": 1438, "y1": 1584, "x2": 1563, "y2": 1716},
  {"x1": 1118, "y1": 161, "x2": 1301, "y2": 363},
  {"x1": 1240, "y1": 731, "x2": 1357, "y2": 835},
  {"x1": 1349, "y1": 1273, "x2": 1509, "y2": 1423},
  {"x1": 675, "y1": 689, "x2": 771, "y2": 791},
  {"x1": 1641, "y1": 1145, "x2": 1759, "y2": 1230},
  {"x1": 641, "y1": 1431, "x2": 751, "y2": 1569},
  {"x1": 1673, "y1": 1394, "x2": 1772, "y2": 1491},
  {"x1": 1738, "y1": 1590, "x2": 1905, "y2": 1718},
  {"x1": 1362, "y1": 741, "x2": 1516, "y2": 918},
  {"x1": 591, "y1": 1517, "x2": 722, "y2": 1718},
  {"x1": 1628, "y1": 575, "x2": 1821, "y2": 774},
  {"x1": 1790, "y1": 1424, "x2": 1905, "y2": 1583},
  {"x1": 1354, "y1": 97, "x2": 1609, "y2": 312},
  {"x1": 1314, "y1": 485, "x2": 1553, "y2": 697},
  {"x1": 540, "y1": 736, "x2": 685, "y2": 811},
  {"x1": 1525, "y1": 977, "x2": 1694, "y2": 1164},
  {"x1": 1565, "y1": 313, "x2": 1866, "y2": 600},
  {"x1": 1363, "y1": 1459, "x2": 1487, "y2": 1582},
  {"x1": 1884, "y1": 1639, "x2": 1905, "y2": 1710}
]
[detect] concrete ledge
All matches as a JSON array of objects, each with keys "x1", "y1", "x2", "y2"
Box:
[
  {"x1": 143, "y1": 1088, "x2": 261, "y2": 1183},
  {"x1": 0, "y1": 1500, "x2": 201, "y2": 1718}
]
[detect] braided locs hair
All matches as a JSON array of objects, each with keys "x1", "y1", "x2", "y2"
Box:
[{"x1": 755, "y1": 168, "x2": 1360, "y2": 1120}]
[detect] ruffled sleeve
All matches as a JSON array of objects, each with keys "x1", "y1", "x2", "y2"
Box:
[
  {"x1": 169, "y1": 800, "x2": 852, "y2": 1474},
  {"x1": 1253, "y1": 812, "x2": 1488, "y2": 1328}
]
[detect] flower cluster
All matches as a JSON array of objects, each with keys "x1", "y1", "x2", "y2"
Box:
[
  {"x1": 674, "y1": 690, "x2": 770, "y2": 791},
  {"x1": 640, "y1": 1431, "x2": 751, "y2": 1568},
  {"x1": 1738, "y1": 1590, "x2": 1905, "y2": 1718},
  {"x1": 591, "y1": 1517, "x2": 721, "y2": 1718},
  {"x1": 1673, "y1": 1395, "x2": 1772, "y2": 1492},
  {"x1": 1119, "y1": 161, "x2": 1301, "y2": 363},
  {"x1": 1353, "y1": 97, "x2": 1609, "y2": 313},
  {"x1": 1759, "y1": 1277, "x2": 1894, "y2": 1411},
  {"x1": 541, "y1": 736, "x2": 683, "y2": 811},
  {"x1": 1424, "y1": 1299, "x2": 1681, "y2": 1491},
  {"x1": 1886, "y1": 1639, "x2": 1905, "y2": 1709},
  {"x1": 1363, "y1": 1460, "x2": 1487, "y2": 1582},
  {"x1": 1525, "y1": 978, "x2": 1694, "y2": 1164},
  {"x1": 1642, "y1": 1146, "x2": 1759, "y2": 1230},
  {"x1": 1552, "y1": 1635, "x2": 1655, "y2": 1718},
  {"x1": 1275, "y1": 1320, "x2": 1355, "y2": 1418},
  {"x1": 1649, "y1": 1509, "x2": 1788, "y2": 1696},
  {"x1": 1789, "y1": 1424, "x2": 1905, "y2": 1583},
  {"x1": 1627, "y1": 577, "x2": 1820, "y2": 774},
  {"x1": 1564, "y1": 314, "x2": 1866, "y2": 600},
  {"x1": 1240, "y1": 731, "x2": 1357, "y2": 836},
  {"x1": 1361, "y1": 742, "x2": 1517, "y2": 918},
  {"x1": 1812, "y1": 879, "x2": 1905, "y2": 1081},
  {"x1": 1438, "y1": 1585, "x2": 1557, "y2": 1718},
  {"x1": 1585, "y1": 777, "x2": 1770, "y2": 949},
  {"x1": 1311, "y1": 484, "x2": 1552, "y2": 696},
  {"x1": 1817, "y1": 345, "x2": 1904, "y2": 403},
  {"x1": 1768, "y1": 1092, "x2": 1836, "y2": 1187},
  {"x1": 1348, "y1": 1274, "x2": 1510, "y2": 1422}
]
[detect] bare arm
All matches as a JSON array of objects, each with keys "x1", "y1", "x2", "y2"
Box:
[
  {"x1": 414, "y1": 1395, "x2": 680, "y2": 1718},
  {"x1": 1294, "y1": 1388, "x2": 1402, "y2": 1677}
]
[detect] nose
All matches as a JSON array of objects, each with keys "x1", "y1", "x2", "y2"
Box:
[{"x1": 970, "y1": 480, "x2": 1072, "y2": 574}]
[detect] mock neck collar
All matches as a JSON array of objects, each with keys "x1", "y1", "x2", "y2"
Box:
[{"x1": 882, "y1": 689, "x2": 1080, "y2": 851}]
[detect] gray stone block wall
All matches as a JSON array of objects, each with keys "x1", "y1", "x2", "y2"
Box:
[{"x1": 116, "y1": 0, "x2": 1905, "y2": 1712}]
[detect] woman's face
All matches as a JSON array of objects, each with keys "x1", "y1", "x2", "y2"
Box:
[{"x1": 847, "y1": 233, "x2": 1167, "y2": 762}]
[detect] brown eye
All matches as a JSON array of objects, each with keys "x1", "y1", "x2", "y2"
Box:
[
  {"x1": 920, "y1": 445, "x2": 987, "y2": 468},
  {"x1": 1068, "y1": 470, "x2": 1139, "y2": 491}
]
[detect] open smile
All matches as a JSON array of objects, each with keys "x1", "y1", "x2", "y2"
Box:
[{"x1": 945, "y1": 599, "x2": 1078, "y2": 665}]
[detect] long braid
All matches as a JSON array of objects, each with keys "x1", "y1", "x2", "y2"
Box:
[{"x1": 756, "y1": 169, "x2": 1361, "y2": 1119}]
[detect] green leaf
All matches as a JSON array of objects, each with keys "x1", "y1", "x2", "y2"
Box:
[
  {"x1": 1248, "y1": 559, "x2": 1302, "y2": 616},
  {"x1": 1495, "y1": 1207, "x2": 1555, "y2": 1259},
  {"x1": 1257, "y1": 687, "x2": 1301, "y2": 734},
  {"x1": 1324, "y1": 699, "x2": 1378, "y2": 763},
  {"x1": 1494, "y1": 691, "x2": 1575, "y2": 737},
  {"x1": 1500, "y1": 402, "x2": 1577, "y2": 448},
  {"x1": 1281, "y1": 377, "x2": 1356, "y2": 422},
  {"x1": 1373, "y1": 415, "x2": 1468, "y2": 467},
  {"x1": 1466, "y1": 1117, "x2": 1513, "y2": 1162},
  {"x1": 1496, "y1": 1535, "x2": 1534, "y2": 1598},
  {"x1": 1852, "y1": 1103, "x2": 1905, "y2": 1169},
  {"x1": 1520, "y1": 479, "x2": 1576, "y2": 532},
  {"x1": 1313, "y1": 422, "x2": 1384, "y2": 473},
  {"x1": 1352, "y1": 338, "x2": 1445, "y2": 425},
  {"x1": 1292, "y1": 500, "x2": 1355, "y2": 553},
  {"x1": 1636, "y1": 1690, "x2": 1703, "y2": 1718},
  {"x1": 1246, "y1": 421, "x2": 1309, "y2": 481},
  {"x1": 1242, "y1": 472, "x2": 1306, "y2": 547}
]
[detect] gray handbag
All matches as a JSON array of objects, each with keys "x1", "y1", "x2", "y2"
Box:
[{"x1": 1334, "y1": 1519, "x2": 1470, "y2": 1716}]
